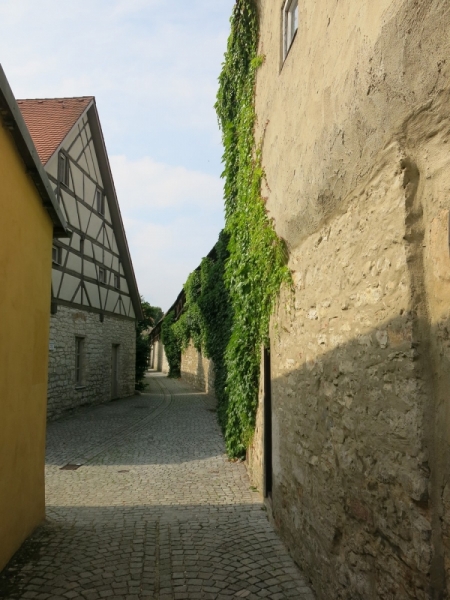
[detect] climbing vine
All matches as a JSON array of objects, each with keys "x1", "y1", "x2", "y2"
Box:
[
  {"x1": 216, "y1": 0, "x2": 290, "y2": 457},
  {"x1": 162, "y1": 0, "x2": 290, "y2": 457}
]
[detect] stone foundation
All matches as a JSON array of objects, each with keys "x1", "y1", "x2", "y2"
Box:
[{"x1": 47, "y1": 305, "x2": 136, "y2": 420}]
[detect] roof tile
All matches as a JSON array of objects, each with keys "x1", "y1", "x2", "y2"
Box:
[{"x1": 17, "y1": 97, "x2": 93, "y2": 165}]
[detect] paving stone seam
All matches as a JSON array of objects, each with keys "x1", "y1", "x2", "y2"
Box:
[{"x1": 67, "y1": 384, "x2": 173, "y2": 468}]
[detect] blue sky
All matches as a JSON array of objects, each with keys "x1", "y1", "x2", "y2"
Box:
[{"x1": 0, "y1": 0, "x2": 235, "y2": 310}]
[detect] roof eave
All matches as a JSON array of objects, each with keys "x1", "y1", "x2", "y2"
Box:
[
  {"x1": 0, "y1": 65, "x2": 68, "y2": 237},
  {"x1": 87, "y1": 102, "x2": 144, "y2": 321}
]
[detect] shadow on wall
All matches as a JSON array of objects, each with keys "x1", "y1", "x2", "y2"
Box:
[{"x1": 264, "y1": 311, "x2": 450, "y2": 600}]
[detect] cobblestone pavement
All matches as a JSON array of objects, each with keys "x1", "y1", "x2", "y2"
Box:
[{"x1": 0, "y1": 373, "x2": 315, "y2": 600}]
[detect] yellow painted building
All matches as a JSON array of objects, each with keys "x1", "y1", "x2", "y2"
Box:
[{"x1": 0, "y1": 66, "x2": 66, "y2": 571}]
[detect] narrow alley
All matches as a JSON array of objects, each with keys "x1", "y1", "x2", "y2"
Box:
[{"x1": 0, "y1": 373, "x2": 314, "y2": 600}]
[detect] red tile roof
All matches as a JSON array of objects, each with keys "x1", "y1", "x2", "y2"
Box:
[{"x1": 17, "y1": 97, "x2": 93, "y2": 165}]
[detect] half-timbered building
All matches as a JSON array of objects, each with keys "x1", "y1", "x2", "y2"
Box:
[{"x1": 18, "y1": 97, "x2": 143, "y2": 419}]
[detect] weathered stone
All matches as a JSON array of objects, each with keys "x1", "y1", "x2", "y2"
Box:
[{"x1": 47, "y1": 305, "x2": 135, "y2": 420}]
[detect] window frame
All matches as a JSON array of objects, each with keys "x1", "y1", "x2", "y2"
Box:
[
  {"x1": 114, "y1": 273, "x2": 120, "y2": 290},
  {"x1": 283, "y1": 0, "x2": 299, "y2": 62},
  {"x1": 75, "y1": 336, "x2": 85, "y2": 386},
  {"x1": 98, "y1": 267, "x2": 107, "y2": 284},
  {"x1": 52, "y1": 245, "x2": 62, "y2": 265},
  {"x1": 58, "y1": 152, "x2": 69, "y2": 187},
  {"x1": 96, "y1": 188, "x2": 105, "y2": 216}
]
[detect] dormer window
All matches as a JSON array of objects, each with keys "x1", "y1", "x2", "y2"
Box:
[
  {"x1": 96, "y1": 189, "x2": 105, "y2": 215},
  {"x1": 283, "y1": 0, "x2": 298, "y2": 61},
  {"x1": 58, "y1": 152, "x2": 69, "y2": 186}
]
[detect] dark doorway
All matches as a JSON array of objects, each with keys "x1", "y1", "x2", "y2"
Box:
[{"x1": 263, "y1": 345, "x2": 273, "y2": 499}]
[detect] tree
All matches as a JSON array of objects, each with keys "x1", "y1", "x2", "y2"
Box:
[{"x1": 135, "y1": 297, "x2": 163, "y2": 390}]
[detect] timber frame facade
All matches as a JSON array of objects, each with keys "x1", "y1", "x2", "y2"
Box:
[{"x1": 19, "y1": 97, "x2": 143, "y2": 419}]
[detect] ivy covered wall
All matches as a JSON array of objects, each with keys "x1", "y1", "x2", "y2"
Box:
[{"x1": 162, "y1": 0, "x2": 290, "y2": 458}]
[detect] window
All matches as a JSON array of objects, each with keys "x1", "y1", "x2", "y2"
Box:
[
  {"x1": 96, "y1": 189, "x2": 105, "y2": 215},
  {"x1": 52, "y1": 245, "x2": 62, "y2": 265},
  {"x1": 283, "y1": 0, "x2": 299, "y2": 61},
  {"x1": 75, "y1": 337, "x2": 85, "y2": 385},
  {"x1": 114, "y1": 274, "x2": 120, "y2": 289},
  {"x1": 98, "y1": 267, "x2": 107, "y2": 284},
  {"x1": 58, "y1": 152, "x2": 69, "y2": 186}
]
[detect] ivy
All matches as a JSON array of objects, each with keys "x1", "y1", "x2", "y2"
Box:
[
  {"x1": 216, "y1": 0, "x2": 290, "y2": 457},
  {"x1": 161, "y1": 0, "x2": 290, "y2": 458}
]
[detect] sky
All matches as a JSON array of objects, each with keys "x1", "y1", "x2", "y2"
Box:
[{"x1": 0, "y1": 0, "x2": 235, "y2": 311}]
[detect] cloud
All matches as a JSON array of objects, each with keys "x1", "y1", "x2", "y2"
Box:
[
  {"x1": 124, "y1": 216, "x2": 222, "y2": 311},
  {"x1": 0, "y1": 0, "x2": 234, "y2": 308},
  {"x1": 110, "y1": 155, "x2": 224, "y2": 212}
]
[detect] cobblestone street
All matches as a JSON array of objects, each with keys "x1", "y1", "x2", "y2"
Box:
[{"x1": 0, "y1": 373, "x2": 314, "y2": 600}]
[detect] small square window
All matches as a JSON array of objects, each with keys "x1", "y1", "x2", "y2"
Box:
[
  {"x1": 96, "y1": 189, "x2": 105, "y2": 215},
  {"x1": 283, "y1": 0, "x2": 299, "y2": 61},
  {"x1": 75, "y1": 337, "x2": 85, "y2": 385},
  {"x1": 114, "y1": 274, "x2": 120, "y2": 289},
  {"x1": 58, "y1": 152, "x2": 69, "y2": 186},
  {"x1": 98, "y1": 267, "x2": 107, "y2": 284},
  {"x1": 52, "y1": 245, "x2": 62, "y2": 265}
]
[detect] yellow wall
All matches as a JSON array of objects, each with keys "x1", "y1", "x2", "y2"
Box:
[{"x1": 0, "y1": 123, "x2": 53, "y2": 571}]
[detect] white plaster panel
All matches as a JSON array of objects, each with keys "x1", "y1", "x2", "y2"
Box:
[
  {"x1": 68, "y1": 136, "x2": 84, "y2": 162},
  {"x1": 46, "y1": 154, "x2": 58, "y2": 179},
  {"x1": 93, "y1": 244, "x2": 103, "y2": 263},
  {"x1": 70, "y1": 232, "x2": 81, "y2": 252},
  {"x1": 61, "y1": 190, "x2": 80, "y2": 229},
  {"x1": 66, "y1": 252, "x2": 82, "y2": 274},
  {"x1": 100, "y1": 287, "x2": 107, "y2": 308},
  {"x1": 85, "y1": 282, "x2": 101, "y2": 309},
  {"x1": 71, "y1": 163, "x2": 84, "y2": 199},
  {"x1": 106, "y1": 291, "x2": 119, "y2": 313},
  {"x1": 73, "y1": 288, "x2": 82, "y2": 304},
  {"x1": 120, "y1": 278, "x2": 129, "y2": 294},
  {"x1": 88, "y1": 215, "x2": 103, "y2": 241},
  {"x1": 78, "y1": 203, "x2": 90, "y2": 234},
  {"x1": 77, "y1": 152, "x2": 90, "y2": 175},
  {"x1": 52, "y1": 269, "x2": 63, "y2": 294},
  {"x1": 84, "y1": 260, "x2": 97, "y2": 280},
  {"x1": 59, "y1": 274, "x2": 80, "y2": 302},
  {"x1": 103, "y1": 250, "x2": 113, "y2": 269},
  {"x1": 84, "y1": 177, "x2": 97, "y2": 209},
  {"x1": 84, "y1": 240, "x2": 94, "y2": 258},
  {"x1": 105, "y1": 225, "x2": 114, "y2": 250}
]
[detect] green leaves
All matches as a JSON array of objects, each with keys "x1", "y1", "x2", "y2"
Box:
[{"x1": 163, "y1": 0, "x2": 290, "y2": 458}]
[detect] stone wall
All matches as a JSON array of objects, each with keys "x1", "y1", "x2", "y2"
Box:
[
  {"x1": 181, "y1": 342, "x2": 215, "y2": 394},
  {"x1": 248, "y1": 1, "x2": 450, "y2": 598},
  {"x1": 153, "y1": 339, "x2": 169, "y2": 374},
  {"x1": 47, "y1": 305, "x2": 136, "y2": 420}
]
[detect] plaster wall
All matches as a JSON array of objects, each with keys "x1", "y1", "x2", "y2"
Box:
[
  {"x1": 0, "y1": 124, "x2": 53, "y2": 570},
  {"x1": 47, "y1": 306, "x2": 136, "y2": 420},
  {"x1": 250, "y1": 0, "x2": 450, "y2": 598},
  {"x1": 181, "y1": 342, "x2": 215, "y2": 395}
]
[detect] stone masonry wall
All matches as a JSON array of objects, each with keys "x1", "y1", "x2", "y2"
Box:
[
  {"x1": 181, "y1": 342, "x2": 215, "y2": 395},
  {"x1": 47, "y1": 305, "x2": 136, "y2": 420},
  {"x1": 248, "y1": 1, "x2": 450, "y2": 598}
]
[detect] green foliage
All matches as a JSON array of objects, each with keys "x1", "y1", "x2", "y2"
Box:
[
  {"x1": 161, "y1": 311, "x2": 181, "y2": 378},
  {"x1": 172, "y1": 270, "x2": 204, "y2": 352},
  {"x1": 197, "y1": 232, "x2": 233, "y2": 434},
  {"x1": 136, "y1": 297, "x2": 163, "y2": 390},
  {"x1": 215, "y1": 0, "x2": 290, "y2": 457},
  {"x1": 161, "y1": 0, "x2": 290, "y2": 457}
]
